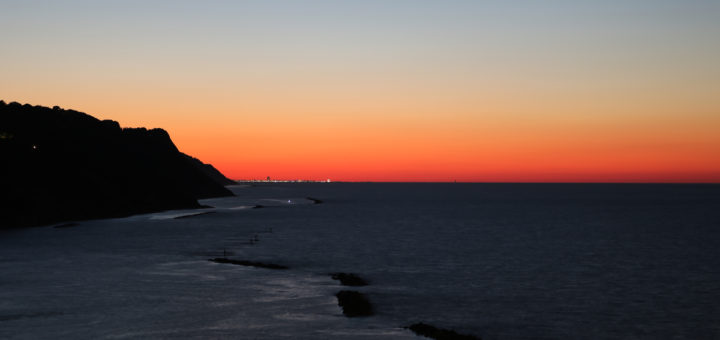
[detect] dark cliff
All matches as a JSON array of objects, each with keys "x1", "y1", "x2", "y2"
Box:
[{"x1": 0, "y1": 100, "x2": 234, "y2": 229}]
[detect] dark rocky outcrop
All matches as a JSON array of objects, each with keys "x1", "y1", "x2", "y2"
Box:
[
  {"x1": 183, "y1": 154, "x2": 236, "y2": 186},
  {"x1": 406, "y1": 323, "x2": 481, "y2": 340},
  {"x1": 335, "y1": 290, "x2": 373, "y2": 317},
  {"x1": 0, "y1": 100, "x2": 234, "y2": 229},
  {"x1": 330, "y1": 273, "x2": 369, "y2": 286},
  {"x1": 208, "y1": 258, "x2": 288, "y2": 269}
]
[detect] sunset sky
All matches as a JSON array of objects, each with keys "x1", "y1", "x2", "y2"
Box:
[{"x1": 2, "y1": 1, "x2": 719, "y2": 182}]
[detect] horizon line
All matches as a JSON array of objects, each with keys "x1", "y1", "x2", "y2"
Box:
[{"x1": 234, "y1": 180, "x2": 720, "y2": 184}]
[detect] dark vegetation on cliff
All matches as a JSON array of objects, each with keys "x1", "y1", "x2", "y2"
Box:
[{"x1": 0, "y1": 100, "x2": 235, "y2": 229}]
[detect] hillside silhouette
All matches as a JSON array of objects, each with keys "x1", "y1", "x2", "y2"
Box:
[{"x1": 0, "y1": 100, "x2": 235, "y2": 228}]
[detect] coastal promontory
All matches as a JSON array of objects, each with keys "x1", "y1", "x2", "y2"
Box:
[{"x1": 0, "y1": 100, "x2": 235, "y2": 229}]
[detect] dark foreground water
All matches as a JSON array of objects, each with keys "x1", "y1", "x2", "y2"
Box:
[{"x1": 2, "y1": 183, "x2": 719, "y2": 339}]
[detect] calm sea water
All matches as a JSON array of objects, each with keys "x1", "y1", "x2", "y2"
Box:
[{"x1": 1, "y1": 183, "x2": 719, "y2": 339}]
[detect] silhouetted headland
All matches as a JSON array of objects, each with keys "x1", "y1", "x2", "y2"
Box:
[{"x1": 0, "y1": 100, "x2": 234, "y2": 229}]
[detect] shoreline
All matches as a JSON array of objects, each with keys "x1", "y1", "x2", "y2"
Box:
[{"x1": 3, "y1": 182, "x2": 716, "y2": 338}]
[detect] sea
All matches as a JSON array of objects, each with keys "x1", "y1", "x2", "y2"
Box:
[{"x1": 1, "y1": 183, "x2": 719, "y2": 339}]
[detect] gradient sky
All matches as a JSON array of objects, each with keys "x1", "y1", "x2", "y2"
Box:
[{"x1": 2, "y1": 0, "x2": 719, "y2": 182}]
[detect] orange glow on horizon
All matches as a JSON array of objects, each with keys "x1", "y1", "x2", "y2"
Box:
[
  {"x1": 3, "y1": 2, "x2": 719, "y2": 183},
  {"x1": 165, "y1": 105, "x2": 720, "y2": 183},
  {"x1": 4, "y1": 94, "x2": 718, "y2": 183}
]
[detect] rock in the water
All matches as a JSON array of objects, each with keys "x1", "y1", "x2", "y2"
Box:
[
  {"x1": 330, "y1": 272, "x2": 369, "y2": 286},
  {"x1": 336, "y1": 290, "x2": 373, "y2": 317},
  {"x1": 406, "y1": 323, "x2": 481, "y2": 340}
]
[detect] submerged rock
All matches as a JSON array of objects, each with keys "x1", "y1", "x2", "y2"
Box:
[
  {"x1": 406, "y1": 323, "x2": 481, "y2": 340},
  {"x1": 330, "y1": 272, "x2": 369, "y2": 286},
  {"x1": 335, "y1": 290, "x2": 373, "y2": 317}
]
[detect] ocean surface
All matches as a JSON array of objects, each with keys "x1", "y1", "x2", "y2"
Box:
[{"x1": 1, "y1": 183, "x2": 719, "y2": 339}]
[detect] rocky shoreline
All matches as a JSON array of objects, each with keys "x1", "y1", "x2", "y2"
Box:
[{"x1": 196, "y1": 210, "x2": 482, "y2": 339}]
